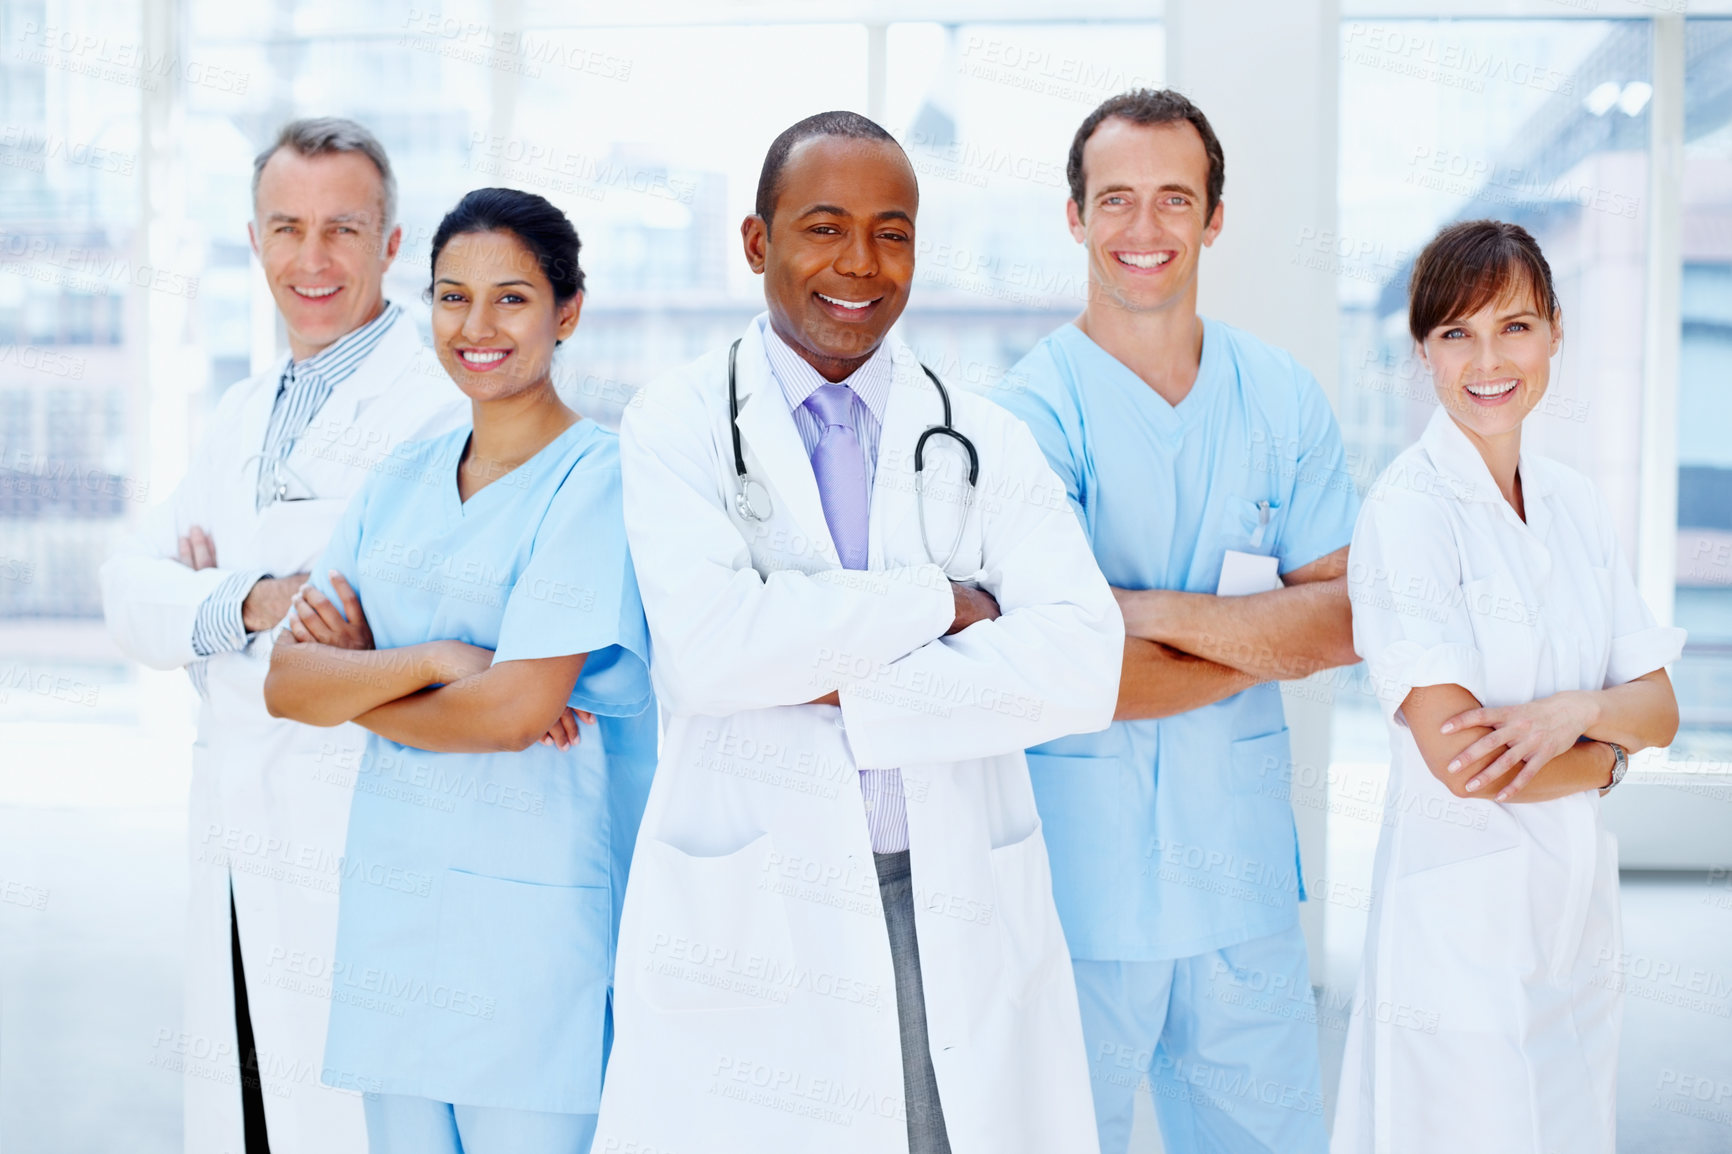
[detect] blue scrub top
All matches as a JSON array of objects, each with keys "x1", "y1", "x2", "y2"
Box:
[
  {"x1": 309, "y1": 420, "x2": 656, "y2": 1114},
  {"x1": 991, "y1": 320, "x2": 1359, "y2": 961}
]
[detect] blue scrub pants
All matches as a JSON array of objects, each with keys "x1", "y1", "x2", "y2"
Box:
[
  {"x1": 1074, "y1": 923, "x2": 1328, "y2": 1154},
  {"x1": 363, "y1": 1093, "x2": 596, "y2": 1154}
]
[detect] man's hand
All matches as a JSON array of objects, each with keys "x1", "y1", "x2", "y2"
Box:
[
  {"x1": 947, "y1": 581, "x2": 1001, "y2": 636},
  {"x1": 287, "y1": 572, "x2": 373, "y2": 650},
  {"x1": 430, "y1": 640, "x2": 496, "y2": 685},
  {"x1": 243, "y1": 573, "x2": 311, "y2": 633},
  {"x1": 177, "y1": 525, "x2": 218, "y2": 570}
]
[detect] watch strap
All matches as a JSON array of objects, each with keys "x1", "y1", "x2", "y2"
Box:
[{"x1": 1599, "y1": 741, "x2": 1629, "y2": 795}]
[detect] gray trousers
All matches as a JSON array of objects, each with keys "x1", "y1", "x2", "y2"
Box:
[{"x1": 876, "y1": 850, "x2": 953, "y2": 1154}]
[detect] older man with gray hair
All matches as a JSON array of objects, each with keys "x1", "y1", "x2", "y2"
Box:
[{"x1": 101, "y1": 117, "x2": 462, "y2": 1154}]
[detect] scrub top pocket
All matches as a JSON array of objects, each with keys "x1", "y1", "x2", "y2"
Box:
[
  {"x1": 1225, "y1": 727, "x2": 1292, "y2": 798},
  {"x1": 1196, "y1": 496, "x2": 1279, "y2": 592},
  {"x1": 1216, "y1": 496, "x2": 1278, "y2": 552},
  {"x1": 427, "y1": 868, "x2": 613, "y2": 1112}
]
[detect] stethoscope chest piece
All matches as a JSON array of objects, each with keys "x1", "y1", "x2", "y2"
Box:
[
  {"x1": 724, "y1": 335, "x2": 981, "y2": 572},
  {"x1": 736, "y1": 478, "x2": 773, "y2": 522}
]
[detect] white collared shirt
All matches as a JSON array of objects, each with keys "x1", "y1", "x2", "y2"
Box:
[
  {"x1": 760, "y1": 316, "x2": 910, "y2": 855},
  {"x1": 760, "y1": 315, "x2": 894, "y2": 492}
]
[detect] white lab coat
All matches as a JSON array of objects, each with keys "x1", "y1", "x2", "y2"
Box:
[
  {"x1": 595, "y1": 319, "x2": 1122, "y2": 1154},
  {"x1": 100, "y1": 316, "x2": 463, "y2": 1154},
  {"x1": 1333, "y1": 409, "x2": 1686, "y2": 1154}
]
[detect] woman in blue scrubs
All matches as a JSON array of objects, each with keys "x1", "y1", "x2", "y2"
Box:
[{"x1": 264, "y1": 187, "x2": 654, "y2": 1154}]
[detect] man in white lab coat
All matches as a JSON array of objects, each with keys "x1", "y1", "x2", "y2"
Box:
[
  {"x1": 100, "y1": 118, "x2": 461, "y2": 1154},
  {"x1": 597, "y1": 112, "x2": 1124, "y2": 1154}
]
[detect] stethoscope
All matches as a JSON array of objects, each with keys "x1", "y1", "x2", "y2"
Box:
[
  {"x1": 727, "y1": 337, "x2": 980, "y2": 574},
  {"x1": 243, "y1": 444, "x2": 320, "y2": 508}
]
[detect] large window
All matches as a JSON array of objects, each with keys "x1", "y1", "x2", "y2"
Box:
[
  {"x1": 1674, "y1": 19, "x2": 1732, "y2": 765},
  {"x1": 1327, "y1": 16, "x2": 1656, "y2": 975},
  {"x1": 0, "y1": 10, "x2": 1160, "y2": 1148}
]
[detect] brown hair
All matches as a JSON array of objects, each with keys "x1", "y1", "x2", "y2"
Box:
[
  {"x1": 1067, "y1": 89, "x2": 1224, "y2": 221},
  {"x1": 1408, "y1": 219, "x2": 1559, "y2": 346}
]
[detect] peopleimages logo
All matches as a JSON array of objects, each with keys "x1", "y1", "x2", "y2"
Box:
[{"x1": 13, "y1": 21, "x2": 249, "y2": 94}]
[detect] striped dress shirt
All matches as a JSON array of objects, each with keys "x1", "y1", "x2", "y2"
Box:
[
  {"x1": 761, "y1": 319, "x2": 910, "y2": 854},
  {"x1": 189, "y1": 302, "x2": 403, "y2": 660}
]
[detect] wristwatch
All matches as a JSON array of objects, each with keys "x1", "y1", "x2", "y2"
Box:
[{"x1": 1598, "y1": 741, "x2": 1629, "y2": 796}]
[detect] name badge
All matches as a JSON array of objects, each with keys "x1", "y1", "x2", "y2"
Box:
[{"x1": 1217, "y1": 550, "x2": 1281, "y2": 596}]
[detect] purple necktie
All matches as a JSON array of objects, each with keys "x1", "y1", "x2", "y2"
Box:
[{"x1": 803, "y1": 383, "x2": 869, "y2": 570}]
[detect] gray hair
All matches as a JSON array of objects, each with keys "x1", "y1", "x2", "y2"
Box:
[{"x1": 251, "y1": 117, "x2": 398, "y2": 232}]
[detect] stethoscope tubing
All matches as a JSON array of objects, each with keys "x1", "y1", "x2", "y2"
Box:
[{"x1": 725, "y1": 336, "x2": 980, "y2": 574}]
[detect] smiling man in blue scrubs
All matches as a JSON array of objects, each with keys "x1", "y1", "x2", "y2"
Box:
[{"x1": 988, "y1": 90, "x2": 1361, "y2": 1154}]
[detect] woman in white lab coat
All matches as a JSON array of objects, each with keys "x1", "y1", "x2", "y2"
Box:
[{"x1": 1333, "y1": 220, "x2": 1684, "y2": 1154}]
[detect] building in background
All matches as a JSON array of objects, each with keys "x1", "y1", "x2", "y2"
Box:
[
  {"x1": 0, "y1": 0, "x2": 142, "y2": 616},
  {"x1": 1337, "y1": 17, "x2": 1732, "y2": 763}
]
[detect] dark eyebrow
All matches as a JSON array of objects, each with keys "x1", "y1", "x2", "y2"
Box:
[
  {"x1": 794, "y1": 204, "x2": 913, "y2": 226},
  {"x1": 1096, "y1": 181, "x2": 1198, "y2": 198},
  {"x1": 1437, "y1": 308, "x2": 1542, "y2": 329},
  {"x1": 264, "y1": 211, "x2": 301, "y2": 224},
  {"x1": 433, "y1": 278, "x2": 535, "y2": 288}
]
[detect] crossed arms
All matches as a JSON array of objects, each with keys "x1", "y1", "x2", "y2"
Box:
[
  {"x1": 263, "y1": 575, "x2": 593, "y2": 753},
  {"x1": 1399, "y1": 671, "x2": 1678, "y2": 804},
  {"x1": 1112, "y1": 545, "x2": 1358, "y2": 721}
]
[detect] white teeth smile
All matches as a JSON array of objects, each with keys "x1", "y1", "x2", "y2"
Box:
[
  {"x1": 1465, "y1": 380, "x2": 1518, "y2": 398},
  {"x1": 292, "y1": 286, "x2": 340, "y2": 298},
  {"x1": 460, "y1": 350, "x2": 507, "y2": 365},
  {"x1": 1115, "y1": 252, "x2": 1172, "y2": 269},
  {"x1": 818, "y1": 294, "x2": 873, "y2": 310}
]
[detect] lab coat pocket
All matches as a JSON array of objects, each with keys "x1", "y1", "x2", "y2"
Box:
[
  {"x1": 1386, "y1": 843, "x2": 1530, "y2": 1034},
  {"x1": 988, "y1": 821, "x2": 1067, "y2": 1007},
  {"x1": 430, "y1": 869, "x2": 612, "y2": 1110},
  {"x1": 634, "y1": 832, "x2": 798, "y2": 1013}
]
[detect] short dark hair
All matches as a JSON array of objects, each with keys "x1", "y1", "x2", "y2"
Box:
[
  {"x1": 1408, "y1": 219, "x2": 1559, "y2": 346},
  {"x1": 1067, "y1": 89, "x2": 1225, "y2": 221},
  {"x1": 754, "y1": 110, "x2": 906, "y2": 225},
  {"x1": 429, "y1": 187, "x2": 585, "y2": 302}
]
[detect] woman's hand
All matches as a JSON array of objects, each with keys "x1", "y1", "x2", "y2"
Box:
[
  {"x1": 538, "y1": 706, "x2": 599, "y2": 751},
  {"x1": 288, "y1": 572, "x2": 374, "y2": 650},
  {"x1": 1441, "y1": 690, "x2": 1600, "y2": 801}
]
